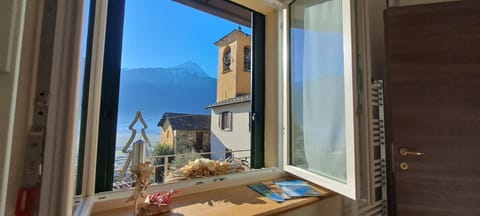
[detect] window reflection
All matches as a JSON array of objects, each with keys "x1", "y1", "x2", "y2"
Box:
[{"x1": 289, "y1": 0, "x2": 347, "y2": 182}]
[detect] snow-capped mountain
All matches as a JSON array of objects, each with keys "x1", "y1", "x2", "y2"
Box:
[{"x1": 117, "y1": 61, "x2": 216, "y2": 133}]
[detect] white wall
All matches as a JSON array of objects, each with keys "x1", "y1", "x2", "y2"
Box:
[
  {"x1": 0, "y1": 0, "x2": 27, "y2": 215},
  {"x1": 0, "y1": 44, "x2": 20, "y2": 216},
  {"x1": 210, "y1": 102, "x2": 251, "y2": 160}
]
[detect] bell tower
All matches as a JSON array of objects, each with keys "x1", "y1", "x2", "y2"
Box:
[{"x1": 214, "y1": 28, "x2": 251, "y2": 102}]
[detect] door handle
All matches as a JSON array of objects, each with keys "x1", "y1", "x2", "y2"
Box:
[{"x1": 399, "y1": 148, "x2": 425, "y2": 157}]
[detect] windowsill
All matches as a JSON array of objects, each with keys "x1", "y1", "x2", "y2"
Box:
[{"x1": 90, "y1": 176, "x2": 337, "y2": 216}]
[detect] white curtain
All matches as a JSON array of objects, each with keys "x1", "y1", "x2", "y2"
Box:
[{"x1": 291, "y1": 0, "x2": 346, "y2": 182}]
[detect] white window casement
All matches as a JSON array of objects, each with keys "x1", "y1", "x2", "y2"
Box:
[{"x1": 282, "y1": 0, "x2": 364, "y2": 200}]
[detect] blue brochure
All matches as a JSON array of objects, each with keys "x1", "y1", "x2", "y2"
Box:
[
  {"x1": 248, "y1": 183, "x2": 289, "y2": 202},
  {"x1": 273, "y1": 180, "x2": 325, "y2": 197}
]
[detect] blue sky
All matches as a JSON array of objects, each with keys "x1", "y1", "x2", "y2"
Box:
[
  {"x1": 290, "y1": 29, "x2": 344, "y2": 82},
  {"x1": 121, "y1": 0, "x2": 251, "y2": 78}
]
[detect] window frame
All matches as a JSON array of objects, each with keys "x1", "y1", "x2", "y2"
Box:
[
  {"x1": 77, "y1": 0, "x2": 267, "y2": 194},
  {"x1": 243, "y1": 46, "x2": 251, "y2": 71},
  {"x1": 77, "y1": 0, "x2": 110, "y2": 199},
  {"x1": 220, "y1": 111, "x2": 233, "y2": 131},
  {"x1": 76, "y1": 0, "x2": 96, "y2": 195},
  {"x1": 222, "y1": 46, "x2": 232, "y2": 73},
  {"x1": 94, "y1": 0, "x2": 126, "y2": 193},
  {"x1": 44, "y1": 0, "x2": 381, "y2": 213},
  {"x1": 281, "y1": 0, "x2": 359, "y2": 200}
]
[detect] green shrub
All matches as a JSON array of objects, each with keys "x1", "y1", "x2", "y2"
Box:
[
  {"x1": 152, "y1": 144, "x2": 174, "y2": 165},
  {"x1": 169, "y1": 150, "x2": 203, "y2": 171}
]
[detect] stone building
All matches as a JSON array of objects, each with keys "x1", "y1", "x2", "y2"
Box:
[
  {"x1": 207, "y1": 29, "x2": 251, "y2": 160},
  {"x1": 157, "y1": 112, "x2": 211, "y2": 154}
]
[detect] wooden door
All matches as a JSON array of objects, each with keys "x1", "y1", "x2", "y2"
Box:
[
  {"x1": 195, "y1": 132, "x2": 203, "y2": 152},
  {"x1": 385, "y1": 1, "x2": 480, "y2": 215}
]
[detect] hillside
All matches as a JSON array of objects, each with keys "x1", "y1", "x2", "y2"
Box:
[{"x1": 117, "y1": 61, "x2": 216, "y2": 134}]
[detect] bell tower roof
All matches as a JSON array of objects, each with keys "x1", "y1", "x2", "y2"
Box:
[{"x1": 214, "y1": 29, "x2": 251, "y2": 47}]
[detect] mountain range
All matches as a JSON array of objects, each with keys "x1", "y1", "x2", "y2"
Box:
[{"x1": 117, "y1": 61, "x2": 216, "y2": 133}]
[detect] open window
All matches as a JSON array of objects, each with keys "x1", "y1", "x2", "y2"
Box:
[
  {"x1": 284, "y1": 0, "x2": 358, "y2": 199},
  {"x1": 70, "y1": 0, "x2": 383, "y2": 212},
  {"x1": 75, "y1": 0, "x2": 266, "y2": 195},
  {"x1": 23, "y1": 0, "x2": 394, "y2": 213}
]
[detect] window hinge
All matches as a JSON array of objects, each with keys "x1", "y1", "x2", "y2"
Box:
[{"x1": 24, "y1": 92, "x2": 50, "y2": 188}]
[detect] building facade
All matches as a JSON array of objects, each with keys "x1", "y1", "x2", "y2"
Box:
[
  {"x1": 208, "y1": 29, "x2": 252, "y2": 160},
  {"x1": 207, "y1": 96, "x2": 251, "y2": 160},
  {"x1": 157, "y1": 112, "x2": 211, "y2": 154}
]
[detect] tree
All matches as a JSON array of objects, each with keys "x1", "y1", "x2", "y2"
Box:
[
  {"x1": 152, "y1": 144, "x2": 174, "y2": 183},
  {"x1": 169, "y1": 149, "x2": 203, "y2": 171},
  {"x1": 152, "y1": 144, "x2": 174, "y2": 165}
]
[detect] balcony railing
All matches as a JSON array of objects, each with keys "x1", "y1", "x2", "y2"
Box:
[{"x1": 113, "y1": 149, "x2": 250, "y2": 190}]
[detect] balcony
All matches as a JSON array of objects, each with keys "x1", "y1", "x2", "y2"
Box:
[{"x1": 113, "y1": 149, "x2": 250, "y2": 190}]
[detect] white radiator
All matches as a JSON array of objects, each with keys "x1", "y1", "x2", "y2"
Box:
[{"x1": 344, "y1": 80, "x2": 388, "y2": 216}]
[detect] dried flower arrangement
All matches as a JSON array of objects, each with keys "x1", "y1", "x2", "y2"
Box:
[
  {"x1": 171, "y1": 158, "x2": 245, "y2": 180},
  {"x1": 126, "y1": 161, "x2": 156, "y2": 216},
  {"x1": 137, "y1": 190, "x2": 178, "y2": 216}
]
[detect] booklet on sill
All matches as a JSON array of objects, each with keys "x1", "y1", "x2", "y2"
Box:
[
  {"x1": 248, "y1": 179, "x2": 325, "y2": 202},
  {"x1": 273, "y1": 179, "x2": 325, "y2": 197},
  {"x1": 248, "y1": 182, "x2": 290, "y2": 202}
]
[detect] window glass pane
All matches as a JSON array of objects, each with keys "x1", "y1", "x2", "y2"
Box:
[
  {"x1": 243, "y1": 46, "x2": 251, "y2": 71},
  {"x1": 220, "y1": 111, "x2": 232, "y2": 131},
  {"x1": 289, "y1": 0, "x2": 346, "y2": 182},
  {"x1": 223, "y1": 46, "x2": 232, "y2": 72},
  {"x1": 113, "y1": 0, "x2": 253, "y2": 190}
]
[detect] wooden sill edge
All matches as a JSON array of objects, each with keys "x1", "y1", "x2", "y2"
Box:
[{"x1": 91, "y1": 177, "x2": 336, "y2": 216}]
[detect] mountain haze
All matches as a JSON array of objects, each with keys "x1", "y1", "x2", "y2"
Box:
[{"x1": 117, "y1": 61, "x2": 216, "y2": 133}]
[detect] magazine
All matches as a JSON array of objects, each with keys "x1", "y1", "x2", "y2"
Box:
[
  {"x1": 273, "y1": 179, "x2": 325, "y2": 197},
  {"x1": 248, "y1": 179, "x2": 325, "y2": 202},
  {"x1": 248, "y1": 183, "x2": 289, "y2": 202}
]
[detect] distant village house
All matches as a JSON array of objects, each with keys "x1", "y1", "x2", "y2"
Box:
[{"x1": 157, "y1": 112, "x2": 211, "y2": 154}]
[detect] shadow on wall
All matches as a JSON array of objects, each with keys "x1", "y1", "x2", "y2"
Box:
[{"x1": 210, "y1": 132, "x2": 227, "y2": 160}]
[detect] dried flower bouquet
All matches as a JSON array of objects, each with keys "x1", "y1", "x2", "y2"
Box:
[{"x1": 169, "y1": 158, "x2": 245, "y2": 180}]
